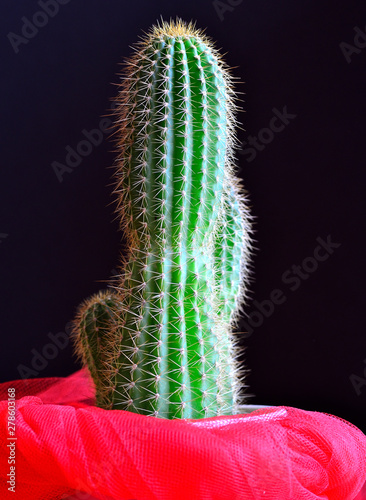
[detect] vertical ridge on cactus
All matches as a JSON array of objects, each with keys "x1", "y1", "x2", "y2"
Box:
[{"x1": 72, "y1": 17, "x2": 253, "y2": 419}]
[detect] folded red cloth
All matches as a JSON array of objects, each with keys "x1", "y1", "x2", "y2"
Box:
[{"x1": 1, "y1": 369, "x2": 365, "y2": 500}]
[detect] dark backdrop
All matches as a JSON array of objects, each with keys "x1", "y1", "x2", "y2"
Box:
[{"x1": 1, "y1": 0, "x2": 365, "y2": 433}]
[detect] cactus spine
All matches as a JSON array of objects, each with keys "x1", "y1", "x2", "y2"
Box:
[{"x1": 72, "y1": 18, "x2": 252, "y2": 419}]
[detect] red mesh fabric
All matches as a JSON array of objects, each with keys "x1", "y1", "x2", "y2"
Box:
[{"x1": 1, "y1": 369, "x2": 365, "y2": 500}]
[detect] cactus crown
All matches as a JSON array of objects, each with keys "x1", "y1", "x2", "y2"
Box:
[{"x1": 72, "y1": 17, "x2": 253, "y2": 419}]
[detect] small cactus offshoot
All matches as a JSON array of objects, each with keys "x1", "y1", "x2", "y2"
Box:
[{"x1": 72, "y1": 18, "x2": 253, "y2": 419}]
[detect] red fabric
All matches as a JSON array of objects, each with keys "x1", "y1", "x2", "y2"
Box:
[{"x1": 0, "y1": 369, "x2": 365, "y2": 500}]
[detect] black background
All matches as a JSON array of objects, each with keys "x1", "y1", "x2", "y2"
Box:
[{"x1": 1, "y1": 0, "x2": 365, "y2": 433}]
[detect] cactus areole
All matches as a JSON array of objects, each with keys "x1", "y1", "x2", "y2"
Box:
[{"x1": 72, "y1": 18, "x2": 252, "y2": 419}]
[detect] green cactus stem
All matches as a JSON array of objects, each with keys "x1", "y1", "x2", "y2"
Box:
[{"x1": 72, "y1": 18, "x2": 252, "y2": 419}]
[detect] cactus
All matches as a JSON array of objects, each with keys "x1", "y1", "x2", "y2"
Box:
[{"x1": 72, "y1": 18, "x2": 252, "y2": 419}]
